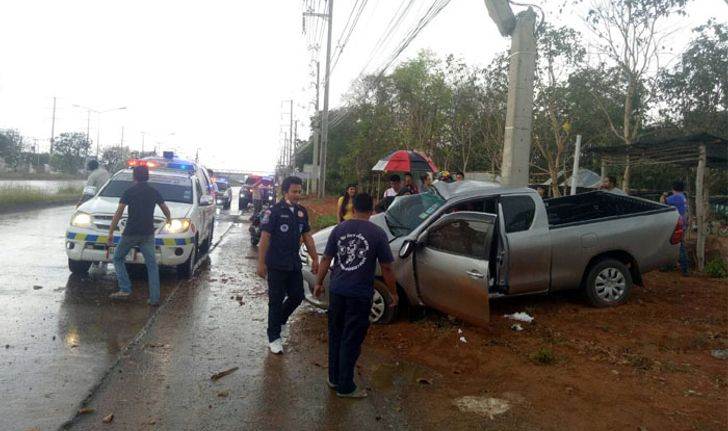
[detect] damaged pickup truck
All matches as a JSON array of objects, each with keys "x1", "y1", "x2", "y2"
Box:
[{"x1": 301, "y1": 181, "x2": 684, "y2": 326}]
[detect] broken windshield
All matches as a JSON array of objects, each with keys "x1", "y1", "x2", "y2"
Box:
[{"x1": 385, "y1": 190, "x2": 446, "y2": 237}]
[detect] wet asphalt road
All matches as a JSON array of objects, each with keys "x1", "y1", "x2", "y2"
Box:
[{"x1": 0, "y1": 203, "x2": 236, "y2": 431}]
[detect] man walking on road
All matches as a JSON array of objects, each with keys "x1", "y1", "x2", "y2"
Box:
[
  {"x1": 257, "y1": 176, "x2": 319, "y2": 354},
  {"x1": 78, "y1": 160, "x2": 110, "y2": 206},
  {"x1": 107, "y1": 165, "x2": 171, "y2": 305},
  {"x1": 314, "y1": 193, "x2": 398, "y2": 398}
]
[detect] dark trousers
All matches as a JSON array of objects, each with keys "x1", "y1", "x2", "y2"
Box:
[
  {"x1": 679, "y1": 241, "x2": 689, "y2": 275},
  {"x1": 328, "y1": 292, "x2": 371, "y2": 394},
  {"x1": 267, "y1": 268, "x2": 304, "y2": 342}
]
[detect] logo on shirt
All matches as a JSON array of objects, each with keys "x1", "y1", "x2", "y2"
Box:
[
  {"x1": 280, "y1": 224, "x2": 289, "y2": 233},
  {"x1": 336, "y1": 233, "x2": 370, "y2": 272},
  {"x1": 297, "y1": 210, "x2": 304, "y2": 218}
]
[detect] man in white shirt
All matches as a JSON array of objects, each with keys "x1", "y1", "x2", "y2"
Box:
[
  {"x1": 600, "y1": 175, "x2": 627, "y2": 195},
  {"x1": 78, "y1": 160, "x2": 110, "y2": 206},
  {"x1": 382, "y1": 174, "x2": 402, "y2": 198}
]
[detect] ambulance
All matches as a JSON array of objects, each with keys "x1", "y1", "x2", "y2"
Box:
[{"x1": 65, "y1": 153, "x2": 217, "y2": 278}]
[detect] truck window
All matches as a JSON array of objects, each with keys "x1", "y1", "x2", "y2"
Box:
[
  {"x1": 427, "y1": 219, "x2": 491, "y2": 259},
  {"x1": 502, "y1": 196, "x2": 536, "y2": 233},
  {"x1": 195, "y1": 178, "x2": 204, "y2": 201}
]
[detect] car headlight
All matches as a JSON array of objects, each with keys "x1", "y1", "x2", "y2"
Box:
[
  {"x1": 71, "y1": 212, "x2": 92, "y2": 228},
  {"x1": 160, "y1": 218, "x2": 191, "y2": 234}
]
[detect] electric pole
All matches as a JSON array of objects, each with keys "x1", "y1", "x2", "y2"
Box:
[
  {"x1": 484, "y1": 0, "x2": 537, "y2": 187},
  {"x1": 289, "y1": 99, "x2": 294, "y2": 170},
  {"x1": 320, "y1": 0, "x2": 333, "y2": 197},
  {"x1": 49, "y1": 97, "x2": 56, "y2": 155},
  {"x1": 312, "y1": 60, "x2": 321, "y2": 193}
]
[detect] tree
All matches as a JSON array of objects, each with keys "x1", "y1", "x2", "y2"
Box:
[
  {"x1": 0, "y1": 129, "x2": 24, "y2": 170},
  {"x1": 50, "y1": 132, "x2": 90, "y2": 174},
  {"x1": 584, "y1": 0, "x2": 690, "y2": 191},
  {"x1": 531, "y1": 25, "x2": 586, "y2": 196},
  {"x1": 101, "y1": 145, "x2": 133, "y2": 173}
]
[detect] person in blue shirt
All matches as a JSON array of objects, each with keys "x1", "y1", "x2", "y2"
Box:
[
  {"x1": 257, "y1": 176, "x2": 319, "y2": 354},
  {"x1": 314, "y1": 193, "x2": 398, "y2": 398},
  {"x1": 661, "y1": 180, "x2": 689, "y2": 276}
]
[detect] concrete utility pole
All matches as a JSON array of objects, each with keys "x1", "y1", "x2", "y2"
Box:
[
  {"x1": 312, "y1": 60, "x2": 321, "y2": 193},
  {"x1": 484, "y1": 0, "x2": 537, "y2": 187},
  {"x1": 49, "y1": 97, "x2": 56, "y2": 155},
  {"x1": 289, "y1": 99, "x2": 294, "y2": 169},
  {"x1": 320, "y1": 0, "x2": 333, "y2": 196},
  {"x1": 570, "y1": 134, "x2": 582, "y2": 195}
]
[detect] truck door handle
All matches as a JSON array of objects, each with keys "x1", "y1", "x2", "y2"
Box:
[{"x1": 466, "y1": 270, "x2": 485, "y2": 279}]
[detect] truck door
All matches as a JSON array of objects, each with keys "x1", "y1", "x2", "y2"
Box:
[
  {"x1": 414, "y1": 212, "x2": 496, "y2": 327},
  {"x1": 498, "y1": 194, "x2": 551, "y2": 294}
]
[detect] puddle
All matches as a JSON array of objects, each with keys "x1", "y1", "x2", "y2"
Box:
[{"x1": 454, "y1": 396, "x2": 511, "y2": 419}]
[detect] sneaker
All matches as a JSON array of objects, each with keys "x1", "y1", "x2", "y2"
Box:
[
  {"x1": 326, "y1": 379, "x2": 337, "y2": 389},
  {"x1": 336, "y1": 388, "x2": 368, "y2": 399},
  {"x1": 269, "y1": 338, "x2": 284, "y2": 354},
  {"x1": 281, "y1": 324, "x2": 290, "y2": 342},
  {"x1": 109, "y1": 291, "x2": 131, "y2": 300}
]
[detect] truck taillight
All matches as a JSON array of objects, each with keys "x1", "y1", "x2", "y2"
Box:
[{"x1": 670, "y1": 217, "x2": 684, "y2": 245}]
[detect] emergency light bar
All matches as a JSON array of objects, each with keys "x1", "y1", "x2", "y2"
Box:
[{"x1": 127, "y1": 159, "x2": 196, "y2": 172}]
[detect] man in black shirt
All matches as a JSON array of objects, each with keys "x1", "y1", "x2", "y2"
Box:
[
  {"x1": 257, "y1": 176, "x2": 319, "y2": 354},
  {"x1": 107, "y1": 166, "x2": 172, "y2": 305}
]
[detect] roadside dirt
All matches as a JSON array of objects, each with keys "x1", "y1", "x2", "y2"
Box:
[{"x1": 296, "y1": 197, "x2": 728, "y2": 431}]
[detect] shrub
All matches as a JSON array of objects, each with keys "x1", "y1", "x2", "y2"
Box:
[{"x1": 704, "y1": 257, "x2": 728, "y2": 278}]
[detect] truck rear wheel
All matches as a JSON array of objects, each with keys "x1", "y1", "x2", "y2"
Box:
[
  {"x1": 68, "y1": 259, "x2": 92, "y2": 274},
  {"x1": 584, "y1": 258, "x2": 632, "y2": 307}
]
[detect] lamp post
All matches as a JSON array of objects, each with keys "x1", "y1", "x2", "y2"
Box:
[{"x1": 72, "y1": 104, "x2": 127, "y2": 158}]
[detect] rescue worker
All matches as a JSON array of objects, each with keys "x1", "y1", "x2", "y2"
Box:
[
  {"x1": 257, "y1": 176, "x2": 319, "y2": 354},
  {"x1": 77, "y1": 160, "x2": 110, "y2": 206}
]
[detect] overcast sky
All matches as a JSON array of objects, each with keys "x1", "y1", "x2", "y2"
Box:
[{"x1": 0, "y1": 0, "x2": 723, "y2": 172}]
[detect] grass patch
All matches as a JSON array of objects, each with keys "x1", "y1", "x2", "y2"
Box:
[
  {"x1": 312, "y1": 214, "x2": 337, "y2": 231},
  {"x1": 530, "y1": 348, "x2": 556, "y2": 365},
  {"x1": 0, "y1": 185, "x2": 82, "y2": 204},
  {"x1": 704, "y1": 257, "x2": 727, "y2": 278}
]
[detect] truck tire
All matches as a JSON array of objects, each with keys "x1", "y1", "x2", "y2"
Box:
[
  {"x1": 371, "y1": 280, "x2": 398, "y2": 324},
  {"x1": 177, "y1": 238, "x2": 197, "y2": 279},
  {"x1": 68, "y1": 259, "x2": 92, "y2": 274},
  {"x1": 584, "y1": 258, "x2": 633, "y2": 307}
]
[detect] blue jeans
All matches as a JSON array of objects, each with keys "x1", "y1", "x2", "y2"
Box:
[
  {"x1": 113, "y1": 234, "x2": 160, "y2": 303},
  {"x1": 679, "y1": 241, "x2": 689, "y2": 275},
  {"x1": 267, "y1": 269, "x2": 304, "y2": 342},
  {"x1": 328, "y1": 292, "x2": 371, "y2": 394}
]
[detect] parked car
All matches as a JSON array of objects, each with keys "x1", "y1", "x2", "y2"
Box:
[
  {"x1": 300, "y1": 181, "x2": 683, "y2": 325},
  {"x1": 215, "y1": 177, "x2": 232, "y2": 210},
  {"x1": 65, "y1": 154, "x2": 217, "y2": 279}
]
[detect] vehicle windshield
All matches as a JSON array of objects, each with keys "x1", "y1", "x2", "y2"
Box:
[
  {"x1": 385, "y1": 190, "x2": 446, "y2": 237},
  {"x1": 215, "y1": 181, "x2": 229, "y2": 191},
  {"x1": 100, "y1": 173, "x2": 193, "y2": 204}
]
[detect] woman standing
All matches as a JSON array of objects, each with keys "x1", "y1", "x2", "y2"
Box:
[{"x1": 337, "y1": 184, "x2": 358, "y2": 223}]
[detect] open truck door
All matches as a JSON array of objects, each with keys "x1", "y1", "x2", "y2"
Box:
[{"x1": 411, "y1": 212, "x2": 496, "y2": 326}]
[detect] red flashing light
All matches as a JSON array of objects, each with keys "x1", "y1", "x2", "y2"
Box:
[
  {"x1": 127, "y1": 159, "x2": 144, "y2": 167},
  {"x1": 146, "y1": 161, "x2": 160, "y2": 168}
]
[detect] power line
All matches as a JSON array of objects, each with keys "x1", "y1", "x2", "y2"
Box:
[{"x1": 330, "y1": 0, "x2": 370, "y2": 74}]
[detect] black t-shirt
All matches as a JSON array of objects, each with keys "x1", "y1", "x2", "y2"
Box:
[
  {"x1": 120, "y1": 183, "x2": 164, "y2": 236},
  {"x1": 260, "y1": 200, "x2": 311, "y2": 271},
  {"x1": 324, "y1": 219, "x2": 394, "y2": 299}
]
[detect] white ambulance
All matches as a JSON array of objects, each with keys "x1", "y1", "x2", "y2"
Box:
[{"x1": 65, "y1": 154, "x2": 217, "y2": 278}]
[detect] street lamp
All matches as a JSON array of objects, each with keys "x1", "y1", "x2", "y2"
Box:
[{"x1": 72, "y1": 104, "x2": 127, "y2": 158}]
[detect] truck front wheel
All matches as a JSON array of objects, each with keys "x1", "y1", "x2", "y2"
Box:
[
  {"x1": 584, "y1": 258, "x2": 633, "y2": 307},
  {"x1": 68, "y1": 259, "x2": 92, "y2": 274},
  {"x1": 370, "y1": 281, "x2": 398, "y2": 324}
]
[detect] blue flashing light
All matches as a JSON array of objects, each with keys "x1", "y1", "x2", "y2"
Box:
[{"x1": 167, "y1": 162, "x2": 195, "y2": 171}]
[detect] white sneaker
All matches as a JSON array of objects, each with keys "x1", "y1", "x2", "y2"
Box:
[
  {"x1": 269, "y1": 338, "x2": 284, "y2": 354},
  {"x1": 281, "y1": 324, "x2": 289, "y2": 342}
]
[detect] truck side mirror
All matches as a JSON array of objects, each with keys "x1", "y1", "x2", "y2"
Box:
[
  {"x1": 199, "y1": 195, "x2": 214, "y2": 206},
  {"x1": 399, "y1": 240, "x2": 415, "y2": 259}
]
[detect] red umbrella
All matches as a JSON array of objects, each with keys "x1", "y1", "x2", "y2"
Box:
[{"x1": 372, "y1": 150, "x2": 439, "y2": 172}]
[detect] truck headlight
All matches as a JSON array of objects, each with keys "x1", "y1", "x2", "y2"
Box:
[
  {"x1": 160, "y1": 218, "x2": 191, "y2": 234},
  {"x1": 71, "y1": 212, "x2": 92, "y2": 228}
]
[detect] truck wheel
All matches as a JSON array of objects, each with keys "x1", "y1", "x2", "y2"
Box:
[
  {"x1": 584, "y1": 258, "x2": 632, "y2": 307},
  {"x1": 177, "y1": 239, "x2": 197, "y2": 279},
  {"x1": 68, "y1": 259, "x2": 92, "y2": 274},
  {"x1": 370, "y1": 280, "x2": 398, "y2": 324}
]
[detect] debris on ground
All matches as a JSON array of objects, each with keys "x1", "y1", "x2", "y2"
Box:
[
  {"x1": 503, "y1": 312, "x2": 534, "y2": 323},
  {"x1": 454, "y1": 396, "x2": 511, "y2": 419},
  {"x1": 78, "y1": 407, "x2": 95, "y2": 414},
  {"x1": 32, "y1": 285, "x2": 43, "y2": 290},
  {"x1": 210, "y1": 367, "x2": 239, "y2": 381},
  {"x1": 217, "y1": 391, "x2": 230, "y2": 397},
  {"x1": 710, "y1": 349, "x2": 728, "y2": 360},
  {"x1": 511, "y1": 324, "x2": 524, "y2": 332},
  {"x1": 102, "y1": 413, "x2": 114, "y2": 423},
  {"x1": 459, "y1": 336, "x2": 467, "y2": 343},
  {"x1": 417, "y1": 378, "x2": 432, "y2": 385}
]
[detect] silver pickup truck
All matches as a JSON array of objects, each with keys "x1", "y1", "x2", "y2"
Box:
[{"x1": 301, "y1": 181, "x2": 684, "y2": 326}]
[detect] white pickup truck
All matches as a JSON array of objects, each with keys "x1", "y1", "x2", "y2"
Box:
[
  {"x1": 301, "y1": 181, "x2": 683, "y2": 325},
  {"x1": 65, "y1": 156, "x2": 217, "y2": 278}
]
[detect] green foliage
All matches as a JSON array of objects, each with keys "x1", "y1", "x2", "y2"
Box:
[
  {"x1": 0, "y1": 129, "x2": 24, "y2": 169},
  {"x1": 312, "y1": 214, "x2": 337, "y2": 232},
  {"x1": 704, "y1": 257, "x2": 728, "y2": 279},
  {"x1": 0, "y1": 185, "x2": 82, "y2": 205},
  {"x1": 530, "y1": 348, "x2": 556, "y2": 365},
  {"x1": 101, "y1": 145, "x2": 133, "y2": 173},
  {"x1": 50, "y1": 132, "x2": 90, "y2": 174}
]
